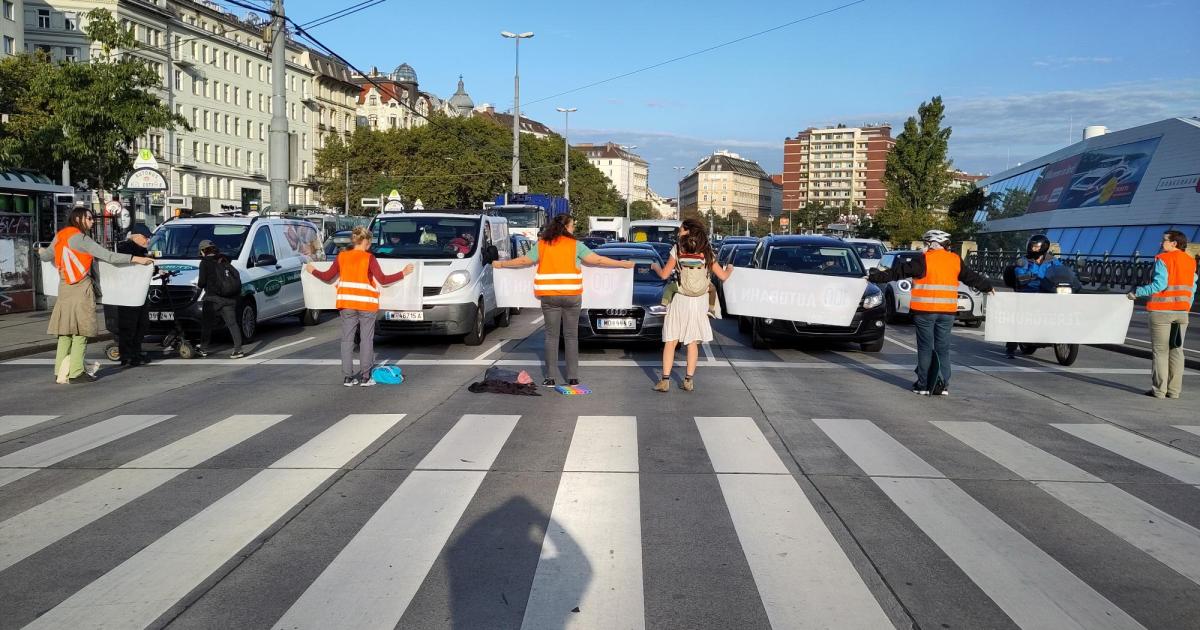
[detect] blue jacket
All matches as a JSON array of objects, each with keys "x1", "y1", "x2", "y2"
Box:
[{"x1": 1013, "y1": 257, "x2": 1062, "y2": 293}]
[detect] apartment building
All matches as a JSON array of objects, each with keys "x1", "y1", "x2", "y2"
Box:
[
  {"x1": 782, "y1": 124, "x2": 894, "y2": 216},
  {"x1": 678, "y1": 150, "x2": 775, "y2": 220},
  {"x1": 1, "y1": 0, "x2": 21, "y2": 57},
  {"x1": 573, "y1": 142, "x2": 648, "y2": 201},
  {"x1": 20, "y1": 0, "x2": 359, "y2": 214}
]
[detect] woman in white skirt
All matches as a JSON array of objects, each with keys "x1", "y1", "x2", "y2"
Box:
[{"x1": 650, "y1": 218, "x2": 732, "y2": 392}]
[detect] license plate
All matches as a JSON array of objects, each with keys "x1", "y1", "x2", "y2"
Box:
[
  {"x1": 385, "y1": 310, "x2": 424, "y2": 321},
  {"x1": 597, "y1": 317, "x2": 636, "y2": 330},
  {"x1": 148, "y1": 311, "x2": 174, "y2": 321}
]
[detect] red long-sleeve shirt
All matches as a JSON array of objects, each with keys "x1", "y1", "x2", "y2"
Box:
[{"x1": 311, "y1": 255, "x2": 406, "y2": 285}]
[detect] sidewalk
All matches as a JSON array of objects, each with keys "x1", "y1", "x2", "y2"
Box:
[{"x1": 0, "y1": 308, "x2": 112, "y2": 360}]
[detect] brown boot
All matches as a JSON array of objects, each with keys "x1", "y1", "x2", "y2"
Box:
[
  {"x1": 682, "y1": 375, "x2": 694, "y2": 392},
  {"x1": 653, "y1": 376, "x2": 670, "y2": 392}
]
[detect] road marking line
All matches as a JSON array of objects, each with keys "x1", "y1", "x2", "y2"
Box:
[
  {"x1": 1176, "y1": 426, "x2": 1200, "y2": 438},
  {"x1": 0, "y1": 415, "x2": 173, "y2": 489},
  {"x1": 564, "y1": 416, "x2": 638, "y2": 472},
  {"x1": 699, "y1": 416, "x2": 891, "y2": 628},
  {"x1": 23, "y1": 414, "x2": 408, "y2": 630},
  {"x1": 1126, "y1": 336, "x2": 1200, "y2": 355},
  {"x1": 885, "y1": 336, "x2": 918, "y2": 353},
  {"x1": 274, "y1": 414, "x2": 517, "y2": 630},
  {"x1": 251, "y1": 336, "x2": 316, "y2": 358},
  {"x1": 814, "y1": 419, "x2": 1144, "y2": 630},
  {"x1": 702, "y1": 342, "x2": 717, "y2": 362},
  {"x1": 0, "y1": 414, "x2": 289, "y2": 572},
  {"x1": 522, "y1": 415, "x2": 643, "y2": 630},
  {"x1": 0, "y1": 415, "x2": 57, "y2": 439},
  {"x1": 532, "y1": 315, "x2": 545, "y2": 326},
  {"x1": 936, "y1": 421, "x2": 1200, "y2": 586},
  {"x1": 1054, "y1": 424, "x2": 1200, "y2": 485},
  {"x1": 472, "y1": 340, "x2": 508, "y2": 361}
]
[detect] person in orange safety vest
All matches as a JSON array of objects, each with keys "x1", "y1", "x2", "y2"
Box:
[{"x1": 1129, "y1": 229, "x2": 1197, "y2": 398}]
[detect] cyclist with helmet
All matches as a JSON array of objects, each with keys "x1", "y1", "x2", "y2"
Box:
[
  {"x1": 869, "y1": 229, "x2": 994, "y2": 396},
  {"x1": 1002, "y1": 234, "x2": 1082, "y2": 358}
]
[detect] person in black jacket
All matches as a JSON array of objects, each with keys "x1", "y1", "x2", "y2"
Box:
[
  {"x1": 195, "y1": 239, "x2": 245, "y2": 359},
  {"x1": 114, "y1": 224, "x2": 154, "y2": 366}
]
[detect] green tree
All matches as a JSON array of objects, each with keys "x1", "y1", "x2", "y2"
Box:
[
  {"x1": 874, "y1": 96, "x2": 955, "y2": 245},
  {"x1": 629, "y1": 199, "x2": 655, "y2": 221},
  {"x1": 0, "y1": 9, "x2": 187, "y2": 191},
  {"x1": 947, "y1": 186, "x2": 986, "y2": 241}
]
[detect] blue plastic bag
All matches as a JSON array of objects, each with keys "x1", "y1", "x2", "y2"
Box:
[{"x1": 371, "y1": 365, "x2": 404, "y2": 385}]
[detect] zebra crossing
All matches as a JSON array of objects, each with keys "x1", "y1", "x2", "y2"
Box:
[{"x1": 2, "y1": 412, "x2": 1200, "y2": 629}]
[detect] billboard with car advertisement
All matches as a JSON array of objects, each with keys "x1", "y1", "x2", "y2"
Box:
[
  {"x1": 1026, "y1": 155, "x2": 1081, "y2": 213},
  {"x1": 1055, "y1": 137, "x2": 1161, "y2": 210}
]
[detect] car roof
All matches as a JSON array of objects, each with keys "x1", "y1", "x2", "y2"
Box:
[
  {"x1": 762, "y1": 235, "x2": 851, "y2": 247},
  {"x1": 376, "y1": 212, "x2": 485, "y2": 219},
  {"x1": 594, "y1": 247, "x2": 661, "y2": 258},
  {"x1": 844, "y1": 238, "x2": 883, "y2": 244},
  {"x1": 598, "y1": 241, "x2": 654, "y2": 248},
  {"x1": 722, "y1": 236, "x2": 759, "y2": 243}
]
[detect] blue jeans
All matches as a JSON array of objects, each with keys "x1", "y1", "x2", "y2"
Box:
[{"x1": 912, "y1": 312, "x2": 954, "y2": 390}]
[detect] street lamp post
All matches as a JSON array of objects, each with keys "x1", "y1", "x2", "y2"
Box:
[
  {"x1": 556, "y1": 107, "x2": 577, "y2": 207},
  {"x1": 501, "y1": 31, "x2": 534, "y2": 196},
  {"x1": 672, "y1": 165, "x2": 686, "y2": 221},
  {"x1": 620, "y1": 144, "x2": 637, "y2": 221}
]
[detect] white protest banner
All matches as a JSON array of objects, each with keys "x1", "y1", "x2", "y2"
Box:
[
  {"x1": 41, "y1": 260, "x2": 154, "y2": 307},
  {"x1": 302, "y1": 260, "x2": 423, "y2": 311},
  {"x1": 983, "y1": 292, "x2": 1134, "y2": 344},
  {"x1": 493, "y1": 265, "x2": 634, "y2": 309},
  {"x1": 723, "y1": 267, "x2": 866, "y2": 327}
]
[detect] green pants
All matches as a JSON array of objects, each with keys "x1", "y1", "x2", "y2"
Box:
[{"x1": 55, "y1": 335, "x2": 88, "y2": 379}]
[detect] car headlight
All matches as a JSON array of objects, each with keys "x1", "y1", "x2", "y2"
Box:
[
  {"x1": 862, "y1": 294, "x2": 884, "y2": 309},
  {"x1": 648, "y1": 305, "x2": 667, "y2": 316},
  {"x1": 440, "y1": 270, "x2": 471, "y2": 294}
]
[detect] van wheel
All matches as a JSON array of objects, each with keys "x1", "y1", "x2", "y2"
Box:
[
  {"x1": 496, "y1": 307, "x2": 512, "y2": 328},
  {"x1": 464, "y1": 300, "x2": 486, "y2": 346},
  {"x1": 105, "y1": 344, "x2": 121, "y2": 361},
  {"x1": 238, "y1": 301, "x2": 258, "y2": 341},
  {"x1": 300, "y1": 309, "x2": 320, "y2": 326}
]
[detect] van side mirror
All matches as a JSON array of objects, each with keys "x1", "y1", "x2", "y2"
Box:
[
  {"x1": 255, "y1": 253, "x2": 277, "y2": 267},
  {"x1": 483, "y1": 245, "x2": 499, "y2": 264}
]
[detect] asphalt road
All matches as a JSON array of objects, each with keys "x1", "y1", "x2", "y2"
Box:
[{"x1": 1, "y1": 308, "x2": 1198, "y2": 629}]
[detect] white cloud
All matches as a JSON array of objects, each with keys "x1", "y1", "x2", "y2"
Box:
[{"x1": 1031, "y1": 55, "x2": 1116, "y2": 69}]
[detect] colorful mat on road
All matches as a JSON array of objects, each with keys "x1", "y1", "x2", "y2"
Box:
[{"x1": 555, "y1": 385, "x2": 591, "y2": 395}]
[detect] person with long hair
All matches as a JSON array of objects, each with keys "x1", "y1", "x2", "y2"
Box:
[
  {"x1": 493, "y1": 214, "x2": 634, "y2": 387},
  {"x1": 38, "y1": 206, "x2": 154, "y2": 384},
  {"x1": 650, "y1": 218, "x2": 733, "y2": 392}
]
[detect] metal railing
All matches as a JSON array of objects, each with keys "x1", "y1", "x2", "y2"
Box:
[{"x1": 963, "y1": 249, "x2": 1192, "y2": 292}]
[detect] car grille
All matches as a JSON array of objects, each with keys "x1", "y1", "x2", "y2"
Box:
[
  {"x1": 788, "y1": 313, "x2": 862, "y2": 335},
  {"x1": 146, "y1": 285, "x2": 198, "y2": 310}
]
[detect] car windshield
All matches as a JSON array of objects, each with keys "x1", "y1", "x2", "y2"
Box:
[
  {"x1": 629, "y1": 226, "x2": 677, "y2": 244},
  {"x1": 497, "y1": 209, "x2": 540, "y2": 227},
  {"x1": 372, "y1": 217, "x2": 482, "y2": 259},
  {"x1": 851, "y1": 242, "x2": 884, "y2": 260},
  {"x1": 766, "y1": 245, "x2": 864, "y2": 276},
  {"x1": 147, "y1": 223, "x2": 249, "y2": 260},
  {"x1": 731, "y1": 247, "x2": 755, "y2": 267},
  {"x1": 602, "y1": 253, "x2": 665, "y2": 284}
]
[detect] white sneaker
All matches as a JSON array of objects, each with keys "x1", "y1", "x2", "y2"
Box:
[
  {"x1": 359, "y1": 377, "x2": 377, "y2": 387},
  {"x1": 86, "y1": 361, "x2": 101, "y2": 377},
  {"x1": 912, "y1": 388, "x2": 930, "y2": 396},
  {"x1": 939, "y1": 390, "x2": 950, "y2": 396}
]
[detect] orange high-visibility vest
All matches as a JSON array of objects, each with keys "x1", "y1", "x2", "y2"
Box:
[
  {"x1": 534, "y1": 237, "x2": 583, "y2": 297},
  {"x1": 53, "y1": 227, "x2": 94, "y2": 285},
  {"x1": 1147, "y1": 249, "x2": 1197, "y2": 312},
  {"x1": 911, "y1": 249, "x2": 960, "y2": 314},
  {"x1": 334, "y1": 249, "x2": 380, "y2": 311}
]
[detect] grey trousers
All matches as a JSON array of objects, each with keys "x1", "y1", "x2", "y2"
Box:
[
  {"x1": 1149, "y1": 310, "x2": 1189, "y2": 397},
  {"x1": 541, "y1": 295, "x2": 582, "y2": 382},
  {"x1": 340, "y1": 309, "x2": 376, "y2": 378}
]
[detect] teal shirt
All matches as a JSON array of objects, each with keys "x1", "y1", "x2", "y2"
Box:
[{"x1": 526, "y1": 240, "x2": 593, "y2": 263}]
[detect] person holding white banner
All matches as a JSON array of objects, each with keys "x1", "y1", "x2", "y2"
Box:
[
  {"x1": 492, "y1": 214, "x2": 633, "y2": 388},
  {"x1": 649, "y1": 218, "x2": 733, "y2": 393},
  {"x1": 867, "y1": 229, "x2": 992, "y2": 396},
  {"x1": 1128, "y1": 229, "x2": 1197, "y2": 399},
  {"x1": 37, "y1": 206, "x2": 154, "y2": 384},
  {"x1": 306, "y1": 227, "x2": 414, "y2": 387}
]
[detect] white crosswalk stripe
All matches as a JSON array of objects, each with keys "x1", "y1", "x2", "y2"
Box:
[
  {"x1": 0, "y1": 415, "x2": 58, "y2": 439},
  {"x1": 6, "y1": 412, "x2": 1200, "y2": 629}
]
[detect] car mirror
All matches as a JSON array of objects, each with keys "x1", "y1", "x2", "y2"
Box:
[{"x1": 255, "y1": 253, "x2": 277, "y2": 267}]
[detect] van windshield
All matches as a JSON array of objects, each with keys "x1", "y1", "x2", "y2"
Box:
[
  {"x1": 147, "y1": 223, "x2": 249, "y2": 260},
  {"x1": 630, "y1": 225, "x2": 677, "y2": 244},
  {"x1": 373, "y1": 217, "x2": 482, "y2": 259}
]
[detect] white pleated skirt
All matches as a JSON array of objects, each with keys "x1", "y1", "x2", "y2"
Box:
[{"x1": 662, "y1": 292, "x2": 713, "y2": 345}]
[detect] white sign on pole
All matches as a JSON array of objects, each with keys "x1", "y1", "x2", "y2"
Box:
[
  {"x1": 493, "y1": 266, "x2": 635, "y2": 309},
  {"x1": 983, "y1": 293, "x2": 1134, "y2": 344},
  {"x1": 40, "y1": 260, "x2": 155, "y2": 307},
  {"x1": 301, "y1": 260, "x2": 423, "y2": 311},
  {"x1": 723, "y1": 267, "x2": 866, "y2": 327}
]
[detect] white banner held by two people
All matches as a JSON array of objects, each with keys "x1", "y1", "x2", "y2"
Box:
[
  {"x1": 983, "y1": 293, "x2": 1135, "y2": 344},
  {"x1": 493, "y1": 266, "x2": 634, "y2": 309},
  {"x1": 40, "y1": 260, "x2": 155, "y2": 307},
  {"x1": 722, "y1": 268, "x2": 866, "y2": 327},
  {"x1": 301, "y1": 260, "x2": 423, "y2": 311}
]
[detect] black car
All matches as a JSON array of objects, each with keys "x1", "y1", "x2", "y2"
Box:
[
  {"x1": 577, "y1": 247, "x2": 667, "y2": 342},
  {"x1": 737, "y1": 235, "x2": 885, "y2": 352},
  {"x1": 714, "y1": 243, "x2": 758, "y2": 314},
  {"x1": 579, "y1": 235, "x2": 609, "y2": 250},
  {"x1": 721, "y1": 236, "x2": 759, "y2": 246}
]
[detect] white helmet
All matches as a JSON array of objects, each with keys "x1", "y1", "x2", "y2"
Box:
[{"x1": 922, "y1": 229, "x2": 951, "y2": 245}]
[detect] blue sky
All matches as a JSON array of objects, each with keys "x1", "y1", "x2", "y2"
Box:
[{"x1": 273, "y1": 0, "x2": 1199, "y2": 195}]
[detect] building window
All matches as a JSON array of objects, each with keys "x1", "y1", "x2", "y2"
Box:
[
  {"x1": 192, "y1": 142, "x2": 199, "y2": 160},
  {"x1": 173, "y1": 70, "x2": 181, "y2": 89},
  {"x1": 2, "y1": 1, "x2": 13, "y2": 21},
  {"x1": 37, "y1": 8, "x2": 50, "y2": 28},
  {"x1": 63, "y1": 11, "x2": 78, "y2": 30},
  {"x1": 64, "y1": 46, "x2": 78, "y2": 62},
  {"x1": 2, "y1": 36, "x2": 12, "y2": 55}
]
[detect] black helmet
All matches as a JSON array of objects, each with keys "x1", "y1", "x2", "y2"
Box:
[{"x1": 1026, "y1": 234, "x2": 1051, "y2": 258}]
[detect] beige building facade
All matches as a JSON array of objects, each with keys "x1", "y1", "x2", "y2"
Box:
[
  {"x1": 679, "y1": 150, "x2": 775, "y2": 220},
  {"x1": 574, "y1": 142, "x2": 648, "y2": 201},
  {"x1": 782, "y1": 124, "x2": 894, "y2": 216}
]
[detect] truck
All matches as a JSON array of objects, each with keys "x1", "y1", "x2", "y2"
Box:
[
  {"x1": 587, "y1": 216, "x2": 627, "y2": 242},
  {"x1": 490, "y1": 193, "x2": 569, "y2": 240}
]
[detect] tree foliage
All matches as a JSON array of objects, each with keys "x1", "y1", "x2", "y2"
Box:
[
  {"x1": 947, "y1": 186, "x2": 986, "y2": 241},
  {"x1": 0, "y1": 9, "x2": 187, "y2": 190},
  {"x1": 874, "y1": 96, "x2": 955, "y2": 245},
  {"x1": 314, "y1": 114, "x2": 626, "y2": 226}
]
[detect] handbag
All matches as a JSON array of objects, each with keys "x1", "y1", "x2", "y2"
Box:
[
  {"x1": 1169, "y1": 322, "x2": 1183, "y2": 350},
  {"x1": 370, "y1": 365, "x2": 404, "y2": 384}
]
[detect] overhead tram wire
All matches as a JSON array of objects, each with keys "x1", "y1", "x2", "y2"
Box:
[
  {"x1": 523, "y1": 0, "x2": 868, "y2": 107},
  {"x1": 301, "y1": 0, "x2": 389, "y2": 29}
]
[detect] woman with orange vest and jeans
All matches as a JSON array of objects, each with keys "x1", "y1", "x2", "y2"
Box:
[
  {"x1": 493, "y1": 214, "x2": 634, "y2": 387},
  {"x1": 868, "y1": 230, "x2": 993, "y2": 396},
  {"x1": 305, "y1": 227, "x2": 414, "y2": 387},
  {"x1": 1129, "y1": 230, "x2": 1197, "y2": 399},
  {"x1": 37, "y1": 206, "x2": 154, "y2": 384}
]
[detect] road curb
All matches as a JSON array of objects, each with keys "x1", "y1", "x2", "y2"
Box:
[
  {"x1": 1096, "y1": 343, "x2": 1200, "y2": 371},
  {"x1": 0, "y1": 333, "x2": 114, "y2": 361}
]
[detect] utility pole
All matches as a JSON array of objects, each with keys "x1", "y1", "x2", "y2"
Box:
[
  {"x1": 269, "y1": 0, "x2": 289, "y2": 215},
  {"x1": 673, "y1": 165, "x2": 686, "y2": 221},
  {"x1": 556, "y1": 107, "x2": 576, "y2": 206},
  {"x1": 501, "y1": 31, "x2": 533, "y2": 194},
  {"x1": 344, "y1": 159, "x2": 350, "y2": 214}
]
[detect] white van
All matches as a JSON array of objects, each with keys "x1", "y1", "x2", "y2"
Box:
[
  {"x1": 628, "y1": 219, "x2": 681, "y2": 243},
  {"x1": 368, "y1": 212, "x2": 512, "y2": 345},
  {"x1": 143, "y1": 216, "x2": 325, "y2": 340}
]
